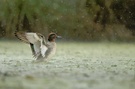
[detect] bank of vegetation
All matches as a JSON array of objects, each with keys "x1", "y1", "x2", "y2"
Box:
[{"x1": 0, "y1": 0, "x2": 135, "y2": 41}]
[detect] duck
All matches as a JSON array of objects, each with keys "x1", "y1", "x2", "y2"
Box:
[{"x1": 15, "y1": 31, "x2": 61, "y2": 61}]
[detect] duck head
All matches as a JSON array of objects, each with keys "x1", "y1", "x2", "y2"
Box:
[{"x1": 48, "y1": 33, "x2": 62, "y2": 42}]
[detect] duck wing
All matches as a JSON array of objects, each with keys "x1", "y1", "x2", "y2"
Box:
[{"x1": 15, "y1": 31, "x2": 48, "y2": 58}]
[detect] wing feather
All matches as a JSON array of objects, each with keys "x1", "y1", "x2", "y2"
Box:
[
  {"x1": 15, "y1": 31, "x2": 48, "y2": 58},
  {"x1": 25, "y1": 33, "x2": 40, "y2": 44},
  {"x1": 30, "y1": 43, "x2": 36, "y2": 55},
  {"x1": 15, "y1": 31, "x2": 29, "y2": 43},
  {"x1": 40, "y1": 40, "x2": 48, "y2": 57}
]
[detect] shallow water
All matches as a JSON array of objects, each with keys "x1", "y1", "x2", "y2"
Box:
[{"x1": 0, "y1": 41, "x2": 135, "y2": 89}]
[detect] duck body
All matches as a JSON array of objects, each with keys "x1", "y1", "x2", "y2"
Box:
[{"x1": 15, "y1": 31, "x2": 60, "y2": 61}]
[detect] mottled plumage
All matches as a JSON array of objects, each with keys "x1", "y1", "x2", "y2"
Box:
[{"x1": 15, "y1": 31, "x2": 61, "y2": 61}]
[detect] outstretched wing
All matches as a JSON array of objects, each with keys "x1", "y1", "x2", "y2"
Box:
[
  {"x1": 15, "y1": 31, "x2": 48, "y2": 58},
  {"x1": 15, "y1": 31, "x2": 30, "y2": 43}
]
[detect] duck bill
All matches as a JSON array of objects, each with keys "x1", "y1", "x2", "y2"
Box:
[{"x1": 56, "y1": 36, "x2": 62, "y2": 38}]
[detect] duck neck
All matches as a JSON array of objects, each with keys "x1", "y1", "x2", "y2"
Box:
[{"x1": 48, "y1": 39, "x2": 55, "y2": 42}]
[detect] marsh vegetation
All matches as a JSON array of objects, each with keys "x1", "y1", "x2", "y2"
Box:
[{"x1": 0, "y1": 41, "x2": 135, "y2": 89}]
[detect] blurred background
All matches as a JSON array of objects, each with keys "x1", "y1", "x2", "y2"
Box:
[{"x1": 0, "y1": 0, "x2": 135, "y2": 41}]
